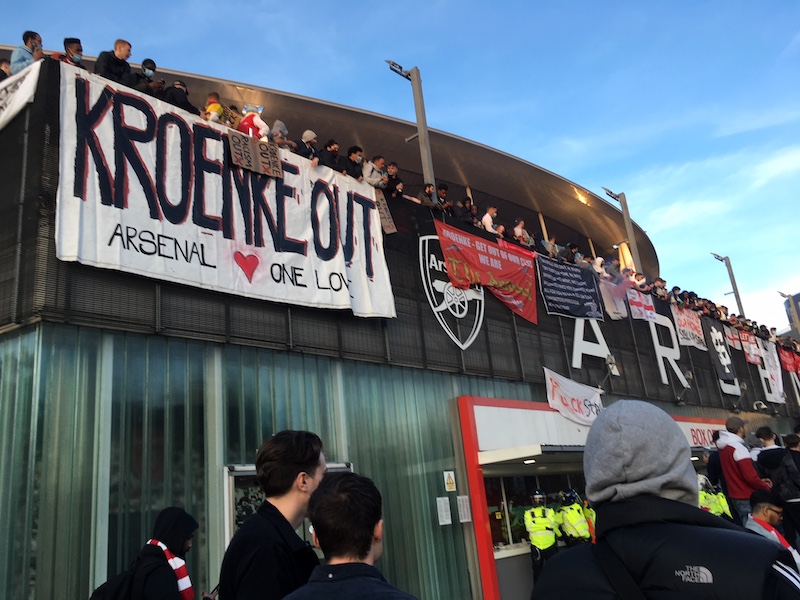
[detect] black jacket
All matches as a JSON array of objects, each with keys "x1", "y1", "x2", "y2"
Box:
[
  {"x1": 293, "y1": 141, "x2": 318, "y2": 161},
  {"x1": 218, "y1": 500, "x2": 319, "y2": 600},
  {"x1": 123, "y1": 507, "x2": 199, "y2": 600},
  {"x1": 534, "y1": 495, "x2": 800, "y2": 599},
  {"x1": 758, "y1": 446, "x2": 800, "y2": 501},
  {"x1": 318, "y1": 149, "x2": 344, "y2": 172},
  {"x1": 161, "y1": 86, "x2": 200, "y2": 115},
  {"x1": 94, "y1": 51, "x2": 131, "y2": 84}
]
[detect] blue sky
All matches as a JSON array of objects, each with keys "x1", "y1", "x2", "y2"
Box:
[{"x1": 4, "y1": 1, "x2": 799, "y2": 330}]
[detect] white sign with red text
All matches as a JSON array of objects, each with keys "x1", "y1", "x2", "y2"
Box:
[
  {"x1": 544, "y1": 367, "x2": 604, "y2": 426},
  {"x1": 55, "y1": 63, "x2": 395, "y2": 318},
  {"x1": 671, "y1": 306, "x2": 707, "y2": 351},
  {"x1": 673, "y1": 418, "x2": 726, "y2": 448}
]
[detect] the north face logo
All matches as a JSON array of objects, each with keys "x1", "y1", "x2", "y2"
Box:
[{"x1": 675, "y1": 565, "x2": 713, "y2": 584}]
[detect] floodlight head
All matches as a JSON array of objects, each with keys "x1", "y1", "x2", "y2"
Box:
[
  {"x1": 602, "y1": 187, "x2": 619, "y2": 200},
  {"x1": 386, "y1": 59, "x2": 410, "y2": 80},
  {"x1": 753, "y1": 401, "x2": 768, "y2": 411},
  {"x1": 711, "y1": 253, "x2": 725, "y2": 262},
  {"x1": 778, "y1": 291, "x2": 790, "y2": 299},
  {"x1": 683, "y1": 370, "x2": 694, "y2": 382}
]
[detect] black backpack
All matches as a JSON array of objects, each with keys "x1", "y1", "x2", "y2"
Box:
[{"x1": 89, "y1": 555, "x2": 163, "y2": 600}]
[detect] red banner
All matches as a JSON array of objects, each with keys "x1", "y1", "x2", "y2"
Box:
[
  {"x1": 434, "y1": 221, "x2": 537, "y2": 324},
  {"x1": 779, "y1": 347, "x2": 799, "y2": 373}
]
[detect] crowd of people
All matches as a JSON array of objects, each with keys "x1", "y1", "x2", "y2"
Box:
[
  {"x1": 6, "y1": 30, "x2": 797, "y2": 356},
  {"x1": 91, "y1": 431, "x2": 417, "y2": 600}
]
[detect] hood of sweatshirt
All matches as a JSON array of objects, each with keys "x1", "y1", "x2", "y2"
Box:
[{"x1": 584, "y1": 400, "x2": 698, "y2": 506}]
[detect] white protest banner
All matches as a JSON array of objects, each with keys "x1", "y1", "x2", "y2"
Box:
[
  {"x1": 55, "y1": 64, "x2": 395, "y2": 318},
  {"x1": 626, "y1": 288, "x2": 657, "y2": 322},
  {"x1": 761, "y1": 339, "x2": 785, "y2": 400},
  {"x1": 600, "y1": 280, "x2": 627, "y2": 320},
  {"x1": 671, "y1": 306, "x2": 707, "y2": 351},
  {"x1": 0, "y1": 60, "x2": 42, "y2": 131},
  {"x1": 544, "y1": 367, "x2": 603, "y2": 426},
  {"x1": 724, "y1": 325, "x2": 742, "y2": 350}
]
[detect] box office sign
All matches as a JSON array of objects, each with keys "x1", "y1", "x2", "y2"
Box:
[{"x1": 55, "y1": 64, "x2": 395, "y2": 318}]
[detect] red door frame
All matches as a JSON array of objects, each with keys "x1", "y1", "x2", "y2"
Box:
[
  {"x1": 457, "y1": 396, "x2": 725, "y2": 599},
  {"x1": 457, "y1": 396, "x2": 558, "y2": 600}
]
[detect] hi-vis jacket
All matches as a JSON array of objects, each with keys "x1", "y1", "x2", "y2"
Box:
[
  {"x1": 699, "y1": 490, "x2": 733, "y2": 519},
  {"x1": 558, "y1": 503, "x2": 591, "y2": 539},
  {"x1": 524, "y1": 506, "x2": 561, "y2": 549}
]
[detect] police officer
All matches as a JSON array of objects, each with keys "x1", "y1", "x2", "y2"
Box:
[
  {"x1": 524, "y1": 489, "x2": 560, "y2": 588},
  {"x1": 698, "y1": 473, "x2": 734, "y2": 521},
  {"x1": 557, "y1": 489, "x2": 591, "y2": 546}
]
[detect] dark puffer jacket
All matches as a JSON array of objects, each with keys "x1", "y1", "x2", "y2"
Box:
[
  {"x1": 758, "y1": 446, "x2": 800, "y2": 501},
  {"x1": 533, "y1": 495, "x2": 800, "y2": 599}
]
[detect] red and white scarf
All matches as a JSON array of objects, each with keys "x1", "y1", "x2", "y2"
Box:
[
  {"x1": 147, "y1": 539, "x2": 194, "y2": 600},
  {"x1": 752, "y1": 517, "x2": 792, "y2": 549}
]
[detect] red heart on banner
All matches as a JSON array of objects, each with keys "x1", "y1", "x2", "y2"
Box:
[{"x1": 234, "y1": 252, "x2": 259, "y2": 282}]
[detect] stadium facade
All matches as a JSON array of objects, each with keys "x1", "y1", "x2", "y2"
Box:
[{"x1": 1, "y1": 53, "x2": 799, "y2": 600}]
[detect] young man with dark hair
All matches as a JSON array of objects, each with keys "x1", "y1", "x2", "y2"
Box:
[
  {"x1": 285, "y1": 472, "x2": 417, "y2": 600},
  {"x1": 58, "y1": 37, "x2": 86, "y2": 69},
  {"x1": 11, "y1": 30, "x2": 44, "y2": 75},
  {"x1": 219, "y1": 430, "x2": 326, "y2": 600},
  {"x1": 756, "y1": 426, "x2": 800, "y2": 549},
  {"x1": 0, "y1": 59, "x2": 11, "y2": 81},
  {"x1": 344, "y1": 145, "x2": 364, "y2": 181},
  {"x1": 318, "y1": 140, "x2": 344, "y2": 172}
]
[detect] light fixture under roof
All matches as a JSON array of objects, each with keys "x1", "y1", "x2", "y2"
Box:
[{"x1": 523, "y1": 459, "x2": 536, "y2": 464}]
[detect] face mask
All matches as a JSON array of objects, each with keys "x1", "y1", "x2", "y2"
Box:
[
  {"x1": 143, "y1": 68, "x2": 154, "y2": 78},
  {"x1": 72, "y1": 54, "x2": 83, "y2": 63},
  {"x1": 355, "y1": 156, "x2": 363, "y2": 164}
]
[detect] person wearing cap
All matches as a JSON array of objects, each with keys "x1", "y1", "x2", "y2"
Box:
[
  {"x1": 57, "y1": 38, "x2": 86, "y2": 69},
  {"x1": 533, "y1": 400, "x2": 800, "y2": 599},
  {"x1": 162, "y1": 80, "x2": 201, "y2": 115},
  {"x1": 129, "y1": 59, "x2": 163, "y2": 95},
  {"x1": 94, "y1": 39, "x2": 132, "y2": 83},
  {"x1": 747, "y1": 489, "x2": 800, "y2": 572},
  {"x1": 293, "y1": 130, "x2": 319, "y2": 166},
  {"x1": 717, "y1": 416, "x2": 771, "y2": 524}
]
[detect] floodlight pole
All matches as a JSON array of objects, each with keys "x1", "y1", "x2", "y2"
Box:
[
  {"x1": 779, "y1": 291, "x2": 800, "y2": 335},
  {"x1": 602, "y1": 188, "x2": 642, "y2": 272},
  {"x1": 711, "y1": 253, "x2": 745, "y2": 318},
  {"x1": 386, "y1": 61, "x2": 436, "y2": 186}
]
